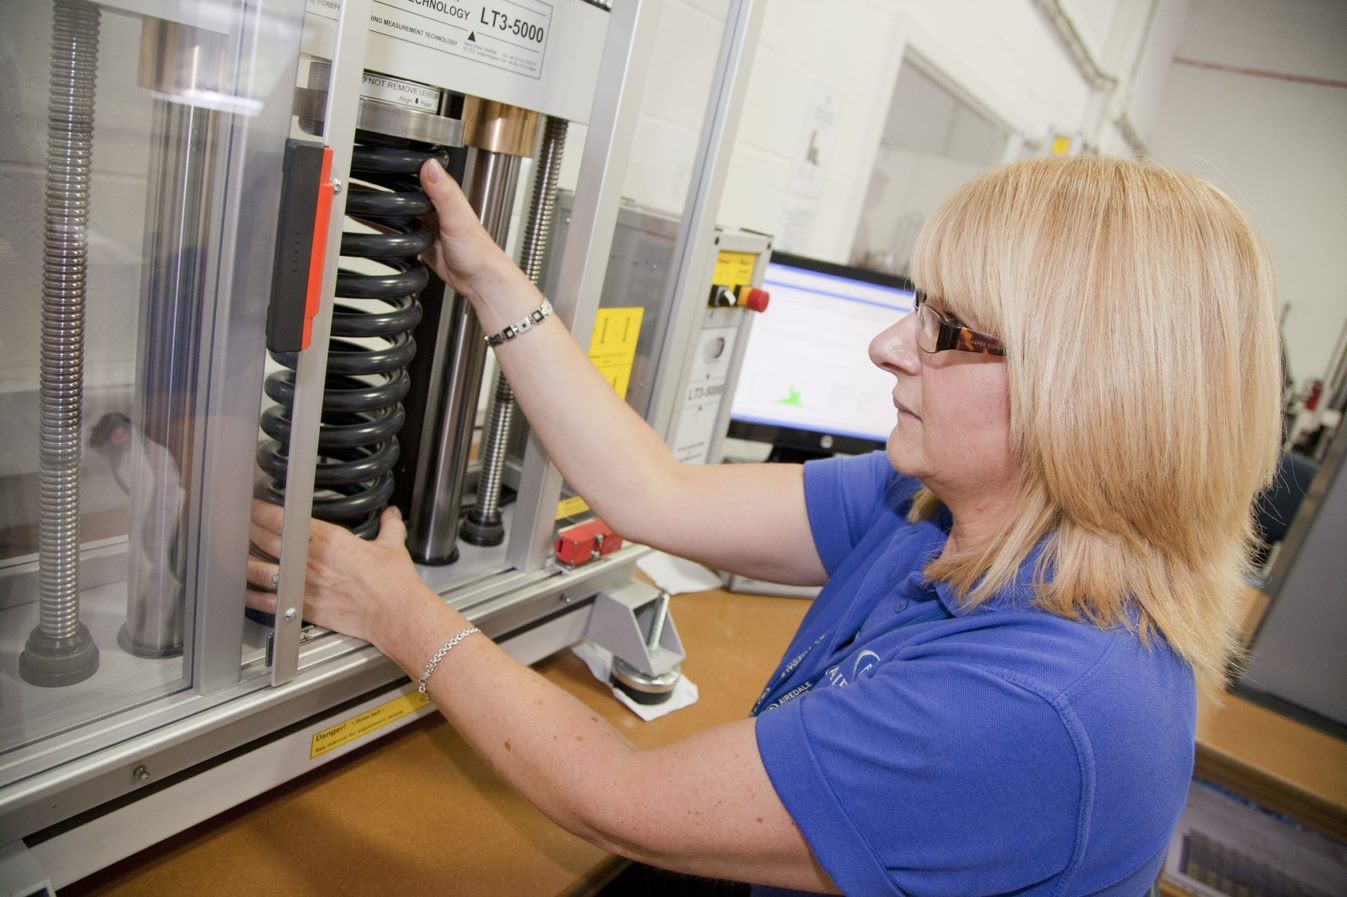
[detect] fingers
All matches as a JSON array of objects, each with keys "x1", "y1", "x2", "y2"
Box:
[
  {"x1": 251, "y1": 506, "x2": 350, "y2": 562},
  {"x1": 419, "y1": 159, "x2": 527, "y2": 310},
  {"x1": 307, "y1": 515, "x2": 349, "y2": 543},
  {"x1": 420, "y1": 158, "x2": 472, "y2": 222},
  {"x1": 374, "y1": 505, "x2": 407, "y2": 548},
  {"x1": 251, "y1": 499, "x2": 284, "y2": 535},
  {"x1": 249, "y1": 520, "x2": 283, "y2": 562},
  {"x1": 246, "y1": 556, "x2": 280, "y2": 592},
  {"x1": 244, "y1": 588, "x2": 277, "y2": 614}
]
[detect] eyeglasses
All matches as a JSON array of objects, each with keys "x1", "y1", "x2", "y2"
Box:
[{"x1": 914, "y1": 291, "x2": 1005, "y2": 357}]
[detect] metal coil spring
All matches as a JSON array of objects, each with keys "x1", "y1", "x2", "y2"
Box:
[
  {"x1": 257, "y1": 141, "x2": 440, "y2": 538},
  {"x1": 38, "y1": 0, "x2": 100, "y2": 639}
]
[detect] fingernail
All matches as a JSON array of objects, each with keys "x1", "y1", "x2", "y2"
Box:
[
  {"x1": 423, "y1": 158, "x2": 444, "y2": 184},
  {"x1": 392, "y1": 505, "x2": 403, "y2": 520}
]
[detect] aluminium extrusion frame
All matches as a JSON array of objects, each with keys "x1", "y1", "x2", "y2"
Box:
[
  {"x1": 0, "y1": 0, "x2": 658, "y2": 877},
  {"x1": 507, "y1": 0, "x2": 662, "y2": 573},
  {"x1": 268, "y1": 0, "x2": 371, "y2": 686},
  {"x1": 640, "y1": 0, "x2": 766, "y2": 452},
  {"x1": 509, "y1": 0, "x2": 767, "y2": 571},
  {"x1": 2, "y1": 0, "x2": 764, "y2": 884}
]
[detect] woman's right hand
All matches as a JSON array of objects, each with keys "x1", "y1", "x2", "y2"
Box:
[{"x1": 418, "y1": 158, "x2": 522, "y2": 302}]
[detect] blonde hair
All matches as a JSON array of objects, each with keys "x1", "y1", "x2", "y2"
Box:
[{"x1": 908, "y1": 155, "x2": 1281, "y2": 691}]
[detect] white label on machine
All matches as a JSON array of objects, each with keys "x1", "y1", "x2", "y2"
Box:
[
  {"x1": 361, "y1": 72, "x2": 442, "y2": 110},
  {"x1": 672, "y1": 326, "x2": 740, "y2": 464},
  {"x1": 308, "y1": 0, "x2": 553, "y2": 80}
]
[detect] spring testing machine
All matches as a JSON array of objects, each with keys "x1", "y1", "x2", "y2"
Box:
[{"x1": 0, "y1": 0, "x2": 772, "y2": 890}]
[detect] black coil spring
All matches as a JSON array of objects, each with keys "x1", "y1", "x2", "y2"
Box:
[{"x1": 257, "y1": 140, "x2": 442, "y2": 538}]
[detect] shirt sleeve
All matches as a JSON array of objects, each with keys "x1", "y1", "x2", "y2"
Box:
[
  {"x1": 803, "y1": 451, "x2": 907, "y2": 574},
  {"x1": 754, "y1": 658, "x2": 1087, "y2": 896}
]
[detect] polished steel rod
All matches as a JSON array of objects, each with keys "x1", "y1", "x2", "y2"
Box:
[
  {"x1": 460, "y1": 117, "x2": 569, "y2": 547},
  {"x1": 405, "y1": 150, "x2": 522, "y2": 563}
]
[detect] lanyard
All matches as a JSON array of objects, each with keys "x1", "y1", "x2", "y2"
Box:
[{"x1": 753, "y1": 604, "x2": 949, "y2": 715}]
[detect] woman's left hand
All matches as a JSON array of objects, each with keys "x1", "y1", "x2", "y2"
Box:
[{"x1": 245, "y1": 501, "x2": 428, "y2": 649}]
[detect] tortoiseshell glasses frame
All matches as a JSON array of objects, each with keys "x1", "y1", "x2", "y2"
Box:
[{"x1": 914, "y1": 290, "x2": 1006, "y2": 357}]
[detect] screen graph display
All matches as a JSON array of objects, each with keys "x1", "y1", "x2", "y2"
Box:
[{"x1": 729, "y1": 254, "x2": 916, "y2": 449}]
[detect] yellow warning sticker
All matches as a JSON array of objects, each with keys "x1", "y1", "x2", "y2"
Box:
[
  {"x1": 556, "y1": 495, "x2": 590, "y2": 520},
  {"x1": 588, "y1": 306, "x2": 644, "y2": 398},
  {"x1": 309, "y1": 690, "x2": 431, "y2": 760},
  {"x1": 551, "y1": 308, "x2": 642, "y2": 523},
  {"x1": 712, "y1": 251, "x2": 757, "y2": 294}
]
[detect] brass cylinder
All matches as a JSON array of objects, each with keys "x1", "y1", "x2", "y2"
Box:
[{"x1": 461, "y1": 98, "x2": 542, "y2": 157}]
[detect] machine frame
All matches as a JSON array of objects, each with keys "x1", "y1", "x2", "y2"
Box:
[{"x1": 0, "y1": 0, "x2": 766, "y2": 891}]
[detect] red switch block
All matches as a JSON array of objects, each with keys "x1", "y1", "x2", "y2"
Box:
[{"x1": 555, "y1": 520, "x2": 623, "y2": 567}]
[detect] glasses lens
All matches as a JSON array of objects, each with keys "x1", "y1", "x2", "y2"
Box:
[{"x1": 917, "y1": 303, "x2": 939, "y2": 353}]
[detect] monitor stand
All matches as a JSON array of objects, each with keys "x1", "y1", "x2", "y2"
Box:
[{"x1": 766, "y1": 445, "x2": 833, "y2": 464}]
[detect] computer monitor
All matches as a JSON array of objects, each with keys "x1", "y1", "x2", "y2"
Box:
[{"x1": 727, "y1": 252, "x2": 917, "y2": 462}]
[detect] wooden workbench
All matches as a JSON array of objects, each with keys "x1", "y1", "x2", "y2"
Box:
[
  {"x1": 1193, "y1": 689, "x2": 1347, "y2": 842},
  {"x1": 63, "y1": 589, "x2": 812, "y2": 897},
  {"x1": 63, "y1": 587, "x2": 1346, "y2": 896},
  {"x1": 1192, "y1": 590, "x2": 1346, "y2": 844}
]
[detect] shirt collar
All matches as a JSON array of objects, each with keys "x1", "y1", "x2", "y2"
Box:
[{"x1": 924, "y1": 535, "x2": 1051, "y2": 618}]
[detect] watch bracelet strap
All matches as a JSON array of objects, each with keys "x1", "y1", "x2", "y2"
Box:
[{"x1": 484, "y1": 298, "x2": 553, "y2": 347}]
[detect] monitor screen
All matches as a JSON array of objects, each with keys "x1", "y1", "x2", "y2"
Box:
[{"x1": 728, "y1": 252, "x2": 916, "y2": 461}]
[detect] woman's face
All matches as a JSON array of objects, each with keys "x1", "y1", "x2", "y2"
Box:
[{"x1": 868, "y1": 308, "x2": 1015, "y2": 501}]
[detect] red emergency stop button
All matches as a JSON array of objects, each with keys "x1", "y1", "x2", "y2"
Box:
[{"x1": 739, "y1": 287, "x2": 769, "y2": 312}]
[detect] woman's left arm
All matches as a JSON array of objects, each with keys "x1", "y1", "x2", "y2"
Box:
[{"x1": 246, "y1": 502, "x2": 837, "y2": 894}]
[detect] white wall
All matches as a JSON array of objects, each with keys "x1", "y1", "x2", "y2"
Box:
[
  {"x1": 1083, "y1": 0, "x2": 1188, "y2": 156},
  {"x1": 716, "y1": 2, "x2": 905, "y2": 259},
  {"x1": 716, "y1": 0, "x2": 1109, "y2": 260},
  {"x1": 612, "y1": 0, "x2": 1345, "y2": 390},
  {"x1": 1147, "y1": 0, "x2": 1347, "y2": 386},
  {"x1": 611, "y1": 0, "x2": 1188, "y2": 265}
]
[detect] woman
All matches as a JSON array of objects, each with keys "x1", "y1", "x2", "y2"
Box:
[{"x1": 247, "y1": 155, "x2": 1281, "y2": 895}]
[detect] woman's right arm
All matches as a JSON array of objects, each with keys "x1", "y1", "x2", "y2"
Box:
[{"x1": 420, "y1": 159, "x2": 826, "y2": 586}]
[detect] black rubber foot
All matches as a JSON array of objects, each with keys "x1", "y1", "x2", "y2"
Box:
[
  {"x1": 458, "y1": 512, "x2": 504, "y2": 547},
  {"x1": 19, "y1": 622, "x2": 100, "y2": 687},
  {"x1": 611, "y1": 674, "x2": 675, "y2": 705},
  {"x1": 610, "y1": 657, "x2": 680, "y2": 705}
]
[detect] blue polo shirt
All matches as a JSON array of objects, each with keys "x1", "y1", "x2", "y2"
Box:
[{"x1": 752, "y1": 452, "x2": 1195, "y2": 896}]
